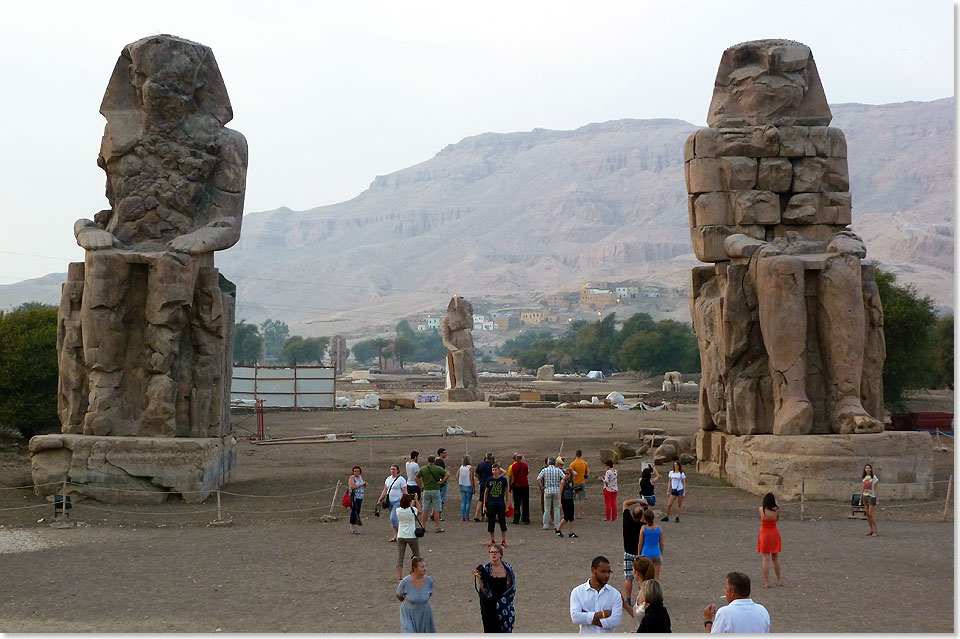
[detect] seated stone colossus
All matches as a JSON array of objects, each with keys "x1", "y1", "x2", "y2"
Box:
[
  {"x1": 686, "y1": 39, "x2": 885, "y2": 438},
  {"x1": 32, "y1": 35, "x2": 245, "y2": 504},
  {"x1": 60, "y1": 34, "x2": 247, "y2": 439}
]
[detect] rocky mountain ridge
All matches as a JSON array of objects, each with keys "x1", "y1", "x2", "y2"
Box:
[{"x1": 2, "y1": 98, "x2": 953, "y2": 337}]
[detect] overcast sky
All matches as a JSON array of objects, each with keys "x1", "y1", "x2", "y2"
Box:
[{"x1": 0, "y1": 1, "x2": 953, "y2": 284}]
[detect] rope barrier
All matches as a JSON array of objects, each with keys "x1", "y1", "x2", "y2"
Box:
[
  {"x1": 72, "y1": 502, "x2": 217, "y2": 516},
  {"x1": 0, "y1": 481, "x2": 62, "y2": 491},
  {"x1": 219, "y1": 486, "x2": 337, "y2": 498},
  {"x1": 0, "y1": 503, "x2": 58, "y2": 511}
]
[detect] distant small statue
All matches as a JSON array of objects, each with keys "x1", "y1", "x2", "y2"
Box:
[
  {"x1": 441, "y1": 296, "x2": 483, "y2": 401},
  {"x1": 662, "y1": 371, "x2": 682, "y2": 393},
  {"x1": 330, "y1": 335, "x2": 348, "y2": 376}
]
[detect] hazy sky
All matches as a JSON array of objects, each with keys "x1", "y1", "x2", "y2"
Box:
[{"x1": 0, "y1": 1, "x2": 953, "y2": 284}]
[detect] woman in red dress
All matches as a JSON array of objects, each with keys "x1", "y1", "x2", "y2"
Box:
[{"x1": 757, "y1": 492, "x2": 782, "y2": 587}]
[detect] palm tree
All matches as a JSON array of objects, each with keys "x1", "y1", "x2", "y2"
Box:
[{"x1": 371, "y1": 337, "x2": 392, "y2": 371}]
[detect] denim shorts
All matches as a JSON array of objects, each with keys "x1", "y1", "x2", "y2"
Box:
[
  {"x1": 670, "y1": 488, "x2": 684, "y2": 497},
  {"x1": 641, "y1": 495, "x2": 656, "y2": 506}
]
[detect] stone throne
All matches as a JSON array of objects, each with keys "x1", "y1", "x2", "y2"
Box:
[
  {"x1": 687, "y1": 40, "x2": 933, "y2": 500},
  {"x1": 30, "y1": 35, "x2": 246, "y2": 504}
]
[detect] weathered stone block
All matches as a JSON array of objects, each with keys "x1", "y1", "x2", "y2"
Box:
[
  {"x1": 536, "y1": 364, "x2": 555, "y2": 380},
  {"x1": 599, "y1": 448, "x2": 620, "y2": 465},
  {"x1": 782, "y1": 193, "x2": 821, "y2": 224},
  {"x1": 692, "y1": 192, "x2": 735, "y2": 226},
  {"x1": 757, "y1": 158, "x2": 793, "y2": 192},
  {"x1": 30, "y1": 434, "x2": 236, "y2": 504},
  {"x1": 822, "y1": 192, "x2": 852, "y2": 225},
  {"x1": 734, "y1": 190, "x2": 780, "y2": 225},
  {"x1": 686, "y1": 157, "x2": 758, "y2": 193},
  {"x1": 691, "y1": 225, "x2": 765, "y2": 262},
  {"x1": 792, "y1": 157, "x2": 829, "y2": 192},
  {"x1": 824, "y1": 158, "x2": 850, "y2": 191},
  {"x1": 694, "y1": 126, "x2": 780, "y2": 158},
  {"x1": 828, "y1": 128, "x2": 847, "y2": 158},
  {"x1": 613, "y1": 441, "x2": 637, "y2": 458},
  {"x1": 778, "y1": 126, "x2": 814, "y2": 157}
]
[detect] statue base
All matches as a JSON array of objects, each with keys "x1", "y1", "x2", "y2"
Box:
[
  {"x1": 696, "y1": 430, "x2": 934, "y2": 501},
  {"x1": 445, "y1": 389, "x2": 484, "y2": 402},
  {"x1": 29, "y1": 434, "x2": 236, "y2": 504}
]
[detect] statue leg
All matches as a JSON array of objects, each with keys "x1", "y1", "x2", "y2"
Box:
[
  {"x1": 817, "y1": 254, "x2": 884, "y2": 434},
  {"x1": 142, "y1": 254, "x2": 199, "y2": 437},
  {"x1": 80, "y1": 251, "x2": 131, "y2": 435},
  {"x1": 757, "y1": 256, "x2": 813, "y2": 435}
]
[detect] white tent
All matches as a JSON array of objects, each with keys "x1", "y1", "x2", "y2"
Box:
[{"x1": 586, "y1": 370, "x2": 604, "y2": 379}]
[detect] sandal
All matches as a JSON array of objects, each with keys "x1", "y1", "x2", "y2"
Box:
[{"x1": 435, "y1": 528, "x2": 445, "y2": 533}]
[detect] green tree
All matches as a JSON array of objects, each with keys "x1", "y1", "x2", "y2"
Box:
[
  {"x1": 260, "y1": 319, "x2": 289, "y2": 360},
  {"x1": 371, "y1": 337, "x2": 392, "y2": 370},
  {"x1": 392, "y1": 336, "x2": 416, "y2": 369},
  {"x1": 280, "y1": 336, "x2": 330, "y2": 365},
  {"x1": 574, "y1": 314, "x2": 618, "y2": 371},
  {"x1": 498, "y1": 329, "x2": 553, "y2": 357},
  {"x1": 351, "y1": 339, "x2": 379, "y2": 365},
  {"x1": 0, "y1": 304, "x2": 59, "y2": 437},
  {"x1": 233, "y1": 321, "x2": 263, "y2": 366},
  {"x1": 618, "y1": 319, "x2": 700, "y2": 374},
  {"x1": 934, "y1": 314, "x2": 954, "y2": 389},
  {"x1": 874, "y1": 268, "x2": 937, "y2": 411},
  {"x1": 396, "y1": 320, "x2": 416, "y2": 339}
]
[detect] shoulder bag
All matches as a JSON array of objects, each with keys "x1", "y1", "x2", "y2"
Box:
[
  {"x1": 382, "y1": 476, "x2": 399, "y2": 510},
  {"x1": 413, "y1": 509, "x2": 426, "y2": 537}
]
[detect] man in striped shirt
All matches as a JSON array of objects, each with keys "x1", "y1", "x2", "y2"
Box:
[{"x1": 538, "y1": 457, "x2": 566, "y2": 530}]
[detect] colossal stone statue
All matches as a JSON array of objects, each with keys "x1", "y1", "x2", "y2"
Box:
[
  {"x1": 688, "y1": 40, "x2": 932, "y2": 500},
  {"x1": 441, "y1": 296, "x2": 484, "y2": 401},
  {"x1": 31, "y1": 35, "x2": 245, "y2": 503}
]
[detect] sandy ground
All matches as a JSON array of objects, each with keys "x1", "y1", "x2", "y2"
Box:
[{"x1": 0, "y1": 386, "x2": 954, "y2": 633}]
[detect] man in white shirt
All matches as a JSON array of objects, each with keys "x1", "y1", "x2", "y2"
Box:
[
  {"x1": 569, "y1": 556, "x2": 623, "y2": 633},
  {"x1": 703, "y1": 572, "x2": 770, "y2": 633}
]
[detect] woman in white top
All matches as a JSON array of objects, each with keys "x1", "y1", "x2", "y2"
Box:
[
  {"x1": 601, "y1": 459, "x2": 619, "y2": 521},
  {"x1": 394, "y1": 493, "x2": 423, "y2": 582},
  {"x1": 661, "y1": 461, "x2": 686, "y2": 523},
  {"x1": 376, "y1": 464, "x2": 409, "y2": 542},
  {"x1": 458, "y1": 455, "x2": 476, "y2": 521}
]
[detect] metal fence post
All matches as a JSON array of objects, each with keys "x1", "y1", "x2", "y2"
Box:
[{"x1": 800, "y1": 477, "x2": 805, "y2": 521}]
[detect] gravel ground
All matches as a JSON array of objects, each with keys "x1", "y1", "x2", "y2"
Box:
[{"x1": 0, "y1": 390, "x2": 953, "y2": 633}]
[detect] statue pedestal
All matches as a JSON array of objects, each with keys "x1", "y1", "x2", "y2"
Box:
[
  {"x1": 696, "y1": 430, "x2": 934, "y2": 501},
  {"x1": 29, "y1": 434, "x2": 236, "y2": 504},
  {"x1": 445, "y1": 389, "x2": 484, "y2": 402}
]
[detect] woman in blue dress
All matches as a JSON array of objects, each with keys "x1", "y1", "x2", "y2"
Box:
[
  {"x1": 397, "y1": 556, "x2": 436, "y2": 633},
  {"x1": 473, "y1": 543, "x2": 516, "y2": 633}
]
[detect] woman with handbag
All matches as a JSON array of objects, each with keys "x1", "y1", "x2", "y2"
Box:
[
  {"x1": 376, "y1": 464, "x2": 409, "y2": 542},
  {"x1": 395, "y1": 493, "x2": 425, "y2": 582},
  {"x1": 473, "y1": 543, "x2": 516, "y2": 633},
  {"x1": 347, "y1": 465, "x2": 367, "y2": 534}
]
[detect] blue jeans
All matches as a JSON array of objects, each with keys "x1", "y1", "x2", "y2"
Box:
[
  {"x1": 390, "y1": 502, "x2": 400, "y2": 527},
  {"x1": 460, "y1": 485, "x2": 474, "y2": 519},
  {"x1": 440, "y1": 482, "x2": 448, "y2": 507}
]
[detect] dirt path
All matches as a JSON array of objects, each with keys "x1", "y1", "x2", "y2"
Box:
[{"x1": 0, "y1": 400, "x2": 953, "y2": 632}]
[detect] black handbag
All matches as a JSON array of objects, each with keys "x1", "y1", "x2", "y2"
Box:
[
  {"x1": 414, "y1": 510, "x2": 426, "y2": 538},
  {"x1": 382, "y1": 476, "x2": 400, "y2": 510}
]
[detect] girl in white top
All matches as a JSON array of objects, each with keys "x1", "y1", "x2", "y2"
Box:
[
  {"x1": 601, "y1": 459, "x2": 619, "y2": 521},
  {"x1": 458, "y1": 456, "x2": 476, "y2": 521},
  {"x1": 662, "y1": 461, "x2": 686, "y2": 523},
  {"x1": 394, "y1": 493, "x2": 422, "y2": 582}
]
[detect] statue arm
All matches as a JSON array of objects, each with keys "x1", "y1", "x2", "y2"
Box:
[
  {"x1": 167, "y1": 130, "x2": 248, "y2": 254},
  {"x1": 74, "y1": 216, "x2": 121, "y2": 251}
]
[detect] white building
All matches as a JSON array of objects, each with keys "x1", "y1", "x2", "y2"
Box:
[{"x1": 425, "y1": 317, "x2": 442, "y2": 329}]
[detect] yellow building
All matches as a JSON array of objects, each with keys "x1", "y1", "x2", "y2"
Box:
[
  {"x1": 520, "y1": 311, "x2": 542, "y2": 325},
  {"x1": 579, "y1": 284, "x2": 614, "y2": 309}
]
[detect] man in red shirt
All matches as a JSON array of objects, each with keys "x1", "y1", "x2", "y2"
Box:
[{"x1": 508, "y1": 453, "x2": 530, "y2": 524}]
